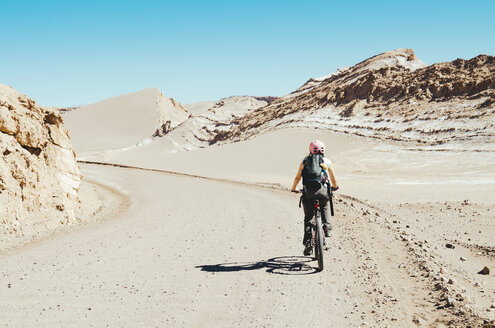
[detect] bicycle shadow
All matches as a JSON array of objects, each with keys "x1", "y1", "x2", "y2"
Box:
[{"x1": 196, "y1": 256, "x2": 318, "y2": 275}]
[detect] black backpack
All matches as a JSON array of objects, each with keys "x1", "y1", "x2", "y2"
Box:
[{"x1": 302, "y1": 154, "x2": 327, "y2": 191}]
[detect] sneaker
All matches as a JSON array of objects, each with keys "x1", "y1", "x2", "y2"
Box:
[
  {"x1": 303, "y1": 242, "x2": 312, "y2": 256},
  {"x1": 324, "y1": 228, "x2": 330, "y2": 238}
]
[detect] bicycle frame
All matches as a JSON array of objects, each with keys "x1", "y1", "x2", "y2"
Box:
[
  {"x1": 298, "y1": 189, "x2": 330, "y2": 271},
  {"x1": 312, "y1": 200, "x2": 325, "y2": 271},
  {"x1": 312, "y1": 201, "x2": 326, "y2": 248}
]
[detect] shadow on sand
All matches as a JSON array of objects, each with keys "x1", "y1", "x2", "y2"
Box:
[{"x1": 196, "y1": 256, "x2": 318, "y2": 275}]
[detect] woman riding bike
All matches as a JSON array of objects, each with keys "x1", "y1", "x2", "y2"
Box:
[{"x1": 291, "y1": 140, "x2": 339, "y2": 256}]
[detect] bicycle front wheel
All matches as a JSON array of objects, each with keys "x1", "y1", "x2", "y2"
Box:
[{"x1": 315, "y1": 215, "x2": 324, "y2": 271}]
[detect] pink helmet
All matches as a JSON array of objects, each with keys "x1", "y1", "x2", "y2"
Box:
[{"x1": 309, "y1": 140, "x2": 325, "y2": 154}]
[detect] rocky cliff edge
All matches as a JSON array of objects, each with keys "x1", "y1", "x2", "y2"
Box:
[{"x1": 0, "y1": 84, "x2": 81, "y2": 244}]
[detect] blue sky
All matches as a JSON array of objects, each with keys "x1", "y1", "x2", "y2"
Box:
[{"x1": 1, "y1": 0, "x2": 494, "y2": 107}]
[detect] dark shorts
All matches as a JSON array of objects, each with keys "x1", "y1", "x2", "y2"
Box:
[{"x1": 302, "y1": 184, "x2": 332, "y2": 244}]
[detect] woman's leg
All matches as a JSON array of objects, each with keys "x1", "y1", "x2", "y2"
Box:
[
  {"x1": 302, "y1": 198, "x2": 313, "y2": 245},
  {"x1": 315, "y1": 188, "x2": 332, "y2": 233}
]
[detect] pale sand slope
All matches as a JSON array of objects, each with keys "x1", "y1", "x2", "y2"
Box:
[
  {"x1": 98, "y1": 128, "x2": 495, "y2": 205},
  {"x1": 0, "y1": 164, "x2": 472, "y2": 327},
  {"x1": 62, "y1": 88, "x2": 189, "y2": 155},
  {"x1": 184, "y1": 100, "x2": 215, "y2": 114},
  {"x1": 184, "y1": 96, "x2": 268, "y2": 116}
]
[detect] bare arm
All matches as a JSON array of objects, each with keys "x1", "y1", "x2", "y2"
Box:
[
  {"x1": 328, "y1": 165, "x2": 338, "y2": 189},
  {"x1": 291, "y1": 162, "x2": 304, "y2": 191}
]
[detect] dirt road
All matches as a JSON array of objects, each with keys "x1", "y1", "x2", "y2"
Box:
[{"x1": 0, "y1": 164, "x2": 477, "y2": 327}]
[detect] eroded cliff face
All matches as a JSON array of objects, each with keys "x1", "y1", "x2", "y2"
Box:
[
  {"x1": 0, "y1": 84, "x2": 81, "y2": 243},
  {"x1": 209, "y1": 49, "x2": 495, "y2": 147}
]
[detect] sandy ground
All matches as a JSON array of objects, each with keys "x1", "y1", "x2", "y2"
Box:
[
  {"x1": 1, "y1": 164, "x2": 482, "y2": 327},
  {"x1": 2, "y1": 128, "x2": 494, "y2": 327}
]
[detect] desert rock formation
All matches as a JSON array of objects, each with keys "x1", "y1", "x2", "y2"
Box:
[
  {"x1": 163, "y1": 95, "x2": 271, "y2": 151},
  {"x1": 0, "y1": 84, "x2": 81, "y2": 245},
  {"x1": 210, "y1": 49, "x2": 495, "y2": 148}
]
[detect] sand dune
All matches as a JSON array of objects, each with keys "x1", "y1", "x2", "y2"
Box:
[{"x1": 62, "y1": 88, "x2": 189, "y2": 155}]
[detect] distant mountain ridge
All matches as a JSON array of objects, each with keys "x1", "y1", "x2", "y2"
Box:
[
  {"x1": 62, "y1": 48, "x2": 495, "y2": 156},
  {"x1": 209, "y1": 49, "x2": 495, "y2": 148},
  {"x1": 292, "y1": 48, "x2": 426, "y2": 97}
]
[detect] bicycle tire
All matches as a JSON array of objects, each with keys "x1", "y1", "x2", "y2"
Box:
[
  {"x1": 315, "y1": 214, "x2": 324, "y2": 271},
  {"x1": 329, "y1": 190, "x2": 335, "y2": 217},
  {"x1": 314, "y1": 226, "x2": 319, "y2": 260}
]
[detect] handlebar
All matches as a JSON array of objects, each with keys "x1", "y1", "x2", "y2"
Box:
[{"x1": 292, "y1": 187, "x2": 338, "y2": 193}]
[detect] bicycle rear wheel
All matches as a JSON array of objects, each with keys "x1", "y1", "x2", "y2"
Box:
[{"x1": 315, "y1": 215, "x2": 324, "y2": 271}]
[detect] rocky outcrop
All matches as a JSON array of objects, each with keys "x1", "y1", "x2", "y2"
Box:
[
  {"x1": 209, "y1": 49, "x2": 495, "y2": 146},
  {"x1": 56, "y1": 106, "x2": 82, "y2": 114},
  {"x1": 0, "y1": 84, "x2": 81, "y2": 244},
  {"x1": 152, "y1": 95, "x2": 191, "y2": 137},
  {"x1": 317, "y1": 54, "x2": 494, "y2": 107},
  {"x1": 163, "y1": 96, "x2": 270, "y2": 150}
]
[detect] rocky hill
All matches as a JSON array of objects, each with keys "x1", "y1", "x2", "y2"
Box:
[
  {"x1": 163, "y1": 96, "x2": 271, "y2": 151},
  {"x1": 209, "y1": 49, "x2": 495, "y2": 148},
  {"x1": 0, "y1": 84, "x2": 81, "y2": 246}
]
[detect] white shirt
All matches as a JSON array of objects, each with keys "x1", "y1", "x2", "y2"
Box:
[{"x1": 322, "y1": 157, "x2": 332, "y2": 178}]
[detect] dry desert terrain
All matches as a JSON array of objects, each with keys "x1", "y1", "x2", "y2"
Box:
[{"x1": 1, "y1": 49, "x2": 494, "y2": 327}]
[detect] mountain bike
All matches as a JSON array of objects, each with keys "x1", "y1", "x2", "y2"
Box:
[
  {"x1": 295, "y1": 185, "x2": 336, "y2": 272},
  {"x1": 311, "y1": 199, "x2": 325, "y2": 271}
]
